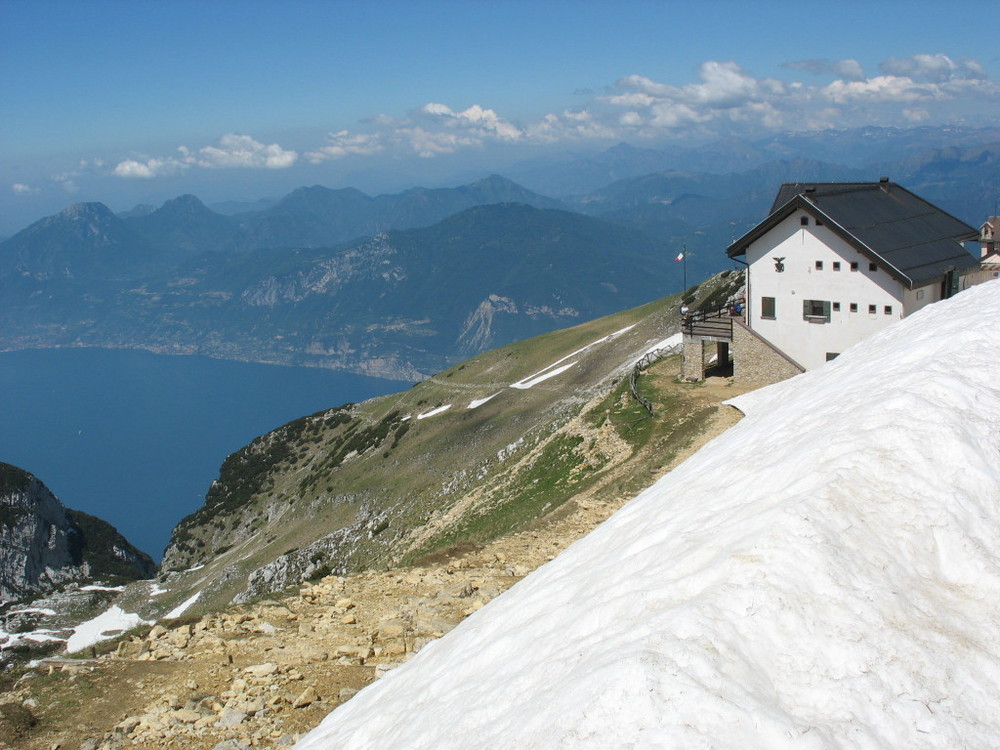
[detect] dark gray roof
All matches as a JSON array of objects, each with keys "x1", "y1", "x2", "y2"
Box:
[{"x1": 728, "y1": 181, "x2": 980, "y2": 288}]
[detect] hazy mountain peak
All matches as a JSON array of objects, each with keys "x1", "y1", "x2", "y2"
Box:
[{"x1": 59, "y1": 201, "x2": 116, "y2": 221}]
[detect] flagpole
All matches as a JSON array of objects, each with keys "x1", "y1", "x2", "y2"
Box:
[{"x1": 683, "y1": 244, "x2": 687, "y2": 290}]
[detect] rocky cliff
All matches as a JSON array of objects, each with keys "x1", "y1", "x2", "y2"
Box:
[{"x1": 0, "y1": 462, "x2": 155, "y2": 602}]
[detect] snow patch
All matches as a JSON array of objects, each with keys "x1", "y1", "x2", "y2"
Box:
[
  {"x1": 417, "y1": 404, "x2": 452, "y2": 420},
  {"x1": 165, "y1": 592, "x2": 201, "y2": 619},
  {"x1": 8, "y1": 607, "x2": 56, "y2": 616},
  {"x1": 640, "y1": 331, "x2": 682, "y2": 358},
  {"x1": 510, "y1": 362, "x2": 577, "y2": 390},
  {"x1": 467, "y1": 392, "x2": 502, "y2": 409},
  {"x1": 66, "y1": 605, "x2": 152, "y2": 654}
]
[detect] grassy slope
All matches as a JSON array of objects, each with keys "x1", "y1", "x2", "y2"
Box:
[{"x1": 151, "y1": 272, "x2": 745, "y2": 613}]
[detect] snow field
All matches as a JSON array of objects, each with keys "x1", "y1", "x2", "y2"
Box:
[{"x1": 295, "y1": 281, "x2": 1000, "y2": 749}]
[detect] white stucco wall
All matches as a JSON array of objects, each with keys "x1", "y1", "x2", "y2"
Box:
[
  {"x1": 901, "y1": 282, "x2": 943, "y2": 315},
  {"x1": 745, "y1": 210, "x2": 904, "y2": 370}
]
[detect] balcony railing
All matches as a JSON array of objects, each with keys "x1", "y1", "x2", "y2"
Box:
[{"x1": 681, "y1": 306, "x2": 743, "y2": 340}]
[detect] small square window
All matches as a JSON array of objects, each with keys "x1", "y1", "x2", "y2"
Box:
[
  {"x1": 816, "y1": 219, "x2": 824, "y2": 226},
  {"x1": 761, "y1": 296, "x2": 776, "y2": 319},
  {"x1": 869, "y1": 262, "x2": 878, "y2": 272},
  {"x1": 868, "y1": 304, "x2": 877, "y2": 314},
  {"x1": 884, "y1": 305, "x2": 893, "y2": 315},
  {"x1": 815, "y1": 260, "x2": 823, "y2": 270},
  {"x1": 850, "y1": 303, "x2": 858, "y2": 312},
  {"x1": 800, "y1": 216, "x2": 809, "y2": 226},
  {"x1": 832, "y1": 302, "x2": 841, "y2": 311},
  {"x1": 832, "y1": 262, "x2": 841, "y2": 271},
  {"x1": 850, "y1": 262, "x2": 859, "y2": 272}
]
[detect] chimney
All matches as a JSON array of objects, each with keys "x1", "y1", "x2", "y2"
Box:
[{"x1": 879, "y1": 177, "x2": 890, "y2": 192}]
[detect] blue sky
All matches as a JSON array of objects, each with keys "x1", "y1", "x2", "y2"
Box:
[{"x1": 2, "y1": 0, "x2": 998, "y2": 233}]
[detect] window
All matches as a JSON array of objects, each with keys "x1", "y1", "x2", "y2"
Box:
[
  {"x1": 761, "y1": 297, "x2": 776, "y2": 319},
  {"x1": 850, "y1": 262, "x2": 859, "y2": 272},
  {"x1": 850, "y1": 303, "x2": 858, "y2": 312},
  {"x1": 815, "y1": 260, "x2": 823, "y2": 270},
  {"x1": 826, "y1": 352, "x2": 840, "y2": 361},
  {"x1": 803, "y1": 299, "x2": 831, "y2": 322},
  {"x1": 868, "y1": 304, "x2": 877, "y2": 314},
  {"x1": 800, "y1": 216, "x2": 809, "y2": 226},
  {"x1": 869, "y1": 262, "x2": 878, "y2": 272},
  {"x1": 816, "y1": 219, "x2": 824, "y2": 226},
  {"x1": 833, "y1": 262, "x2": 841, "y2": 271},
  {"x1": 832, "y1": 302, "x2": 841, "y2": 311},
  {"x1": 884, "y1": 305, "x2": 893, "y2": 315},
  {"x1": 916, "y1": 289, "x2": 925, "y2": 300}
]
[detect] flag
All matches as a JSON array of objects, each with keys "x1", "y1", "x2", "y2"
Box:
[{"x1": 674, "y1": 252, "x2": 685, "y2": 262}]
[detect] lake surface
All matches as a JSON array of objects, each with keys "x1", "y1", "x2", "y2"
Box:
[{"x1": 0, "y1": 349, "x2": 403, "y2": 561}]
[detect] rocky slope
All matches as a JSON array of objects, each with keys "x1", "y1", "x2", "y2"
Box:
[
  {"x1": 147, "y1": 272, "x2": 744, "y2": 616},
  {"x1": 0, "y1": 463, "x2": 155, "y2": 603},
  {"x1": 1, "y1": 364, "x2": 750, "y2": 750}
]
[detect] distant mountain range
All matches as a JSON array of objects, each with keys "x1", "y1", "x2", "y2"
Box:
[
  {"x1": 0, "y1": 126, "x2": 995, "y2": 378},
  {"x1": 0, "y1": 196, "x2": 671, "y2": 379}
]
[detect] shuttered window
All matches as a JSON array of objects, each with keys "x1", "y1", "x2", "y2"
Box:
[
  {"x1": 803, "y1": 299, "x2": 831, "y2": 322},
  {"x1": 761, "y1": 297, "x2": 776, "y2": 319}
]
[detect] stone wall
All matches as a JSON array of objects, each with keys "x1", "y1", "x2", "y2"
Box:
[
  {"x1": 681, "y1": 338, "x2": 707, "y2": 381},
  {"x1": 732, "y1": 321, "x2": 804, "y2": 387}
]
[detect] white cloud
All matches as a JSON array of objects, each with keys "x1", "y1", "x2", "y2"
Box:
[
  {"x1": 403, "y1": 126, "x2": 480, "y2": 158},
  {"x1": 103, "y1": 52, "x2": 998, "y2": 176},
  {"x1": 594, "y1": 55, "x2": 998, "y2": 138},
  {"x1": 416, "y1": 102, "x2": 523, "y2": 141},
  {"x1": 11, "y1": 183, "x2": 39, "y2": 195},
  {"x1": 823, "y1": 75, "x2": 932, "y2": 105},
  {"x1": 881, "y1": 53, "x2": 987, "y2": 83},
  {"x1": 306, "y1": 130, "x2": 386, "y2": 162},
  {"x1": 112, "y1": 156, "x2": 187, "y2": 179},
  {"x1": 182, "y1": 134, "x2": 298, "y2": 169},
  {"x1": 111, "y1": 134, "x2": 297, "y2": 179}
]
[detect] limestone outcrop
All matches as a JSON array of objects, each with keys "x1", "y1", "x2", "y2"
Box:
[{"x1": 0, "y1": 462, "x2": 155, "y2": 601}]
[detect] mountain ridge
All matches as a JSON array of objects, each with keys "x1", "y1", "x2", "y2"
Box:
[{"x1": 0, "y1": 202, "x2": 676, "y2": 380}]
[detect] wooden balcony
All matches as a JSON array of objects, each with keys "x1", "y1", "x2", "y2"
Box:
[{"x1": 681, "y1": 308, "x2": 738, "y2": 341}]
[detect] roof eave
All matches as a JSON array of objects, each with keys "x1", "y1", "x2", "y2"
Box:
[{"x1": 725, "y1": 196, "x2": 801, "y2": 258}]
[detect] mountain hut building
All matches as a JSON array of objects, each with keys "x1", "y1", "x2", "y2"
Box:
[{"x1": 682, "y1": 180, "x2": 980, "y2": 385}]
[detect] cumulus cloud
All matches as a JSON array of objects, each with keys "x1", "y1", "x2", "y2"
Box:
[
  {"x1": 601, "y1": 62, "x2": 795, "y2": 135},
  {"x1": 307, "y1": 103, "x2": 523, "y2": 163},
  {"x1": 181, "y1": 133, "x2": 298, "y2": 169},
  {"x1": 104, "y1": 52, "x2": 997, "y2": 177},
  {"x1": 306, "y1": 130, "x2": 386, "y2": 162},
  {"x1": 417, "y1": 102, "x2": 523, "y2": 141},
  {"x1": 112, "y1": 156, "x2": 188, "y2": 179},
  {"x1": 880, "y1": 53, "x2": 987, "y2": 83},
  {"x1": 12, "y1": 183, "x2": 40, "y2": 195},
  {"x1": 111, "y1": 134, "x2": 297, "y2": 178},
  {"x1": 594, "y1": 54, "x2": 998, "y2": 138}
]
